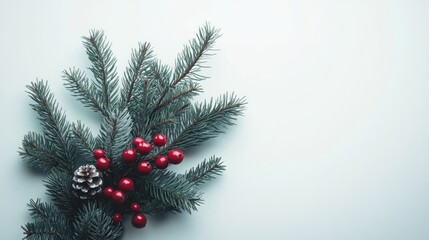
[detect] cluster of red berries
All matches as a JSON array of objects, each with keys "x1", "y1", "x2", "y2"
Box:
[
  {"x1": 92, "y1": 133, "x2": 185, "y2": 228},
  {"x1": 94, "y1": 133, "x2": 184, "y2": 173}
]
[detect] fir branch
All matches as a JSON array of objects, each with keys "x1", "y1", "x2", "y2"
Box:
[
  {"x1": 23, "y1": 199, "x2": 69, "y2": 240},
  {"x1": 171, "y1": 23, "x2": 220, "y2": 85},
  {"x1": 149, "y1": 60, "x2": 171, "y2": 88},
  {"x1": 128, "y1": 72, "x2": 161, "y2": 136},
  {"x1": 73, "y1": 202, "x2": 123, "y2": 240},
  {"x1": 121, "y1": 42, "x2": 154, "y2": 108},
  {"x1": 150, "y1": 24, "x2": 219, "y2": 119},
  {"x1": 28, "y1": 199, "x2": 65, "y2": 224},
  {"x1": 146, "y1": 103, "x2": 191, "y2": 134},
  {"x1": 143, "y1": 170, "x2": 203, "y2": 213},
  {"x1": 165, "y1": 93, "x2": 246, "y2": 151},
  {"x1": 72, "y1": 121, "x2": 96, "y2": 164},
  {"x1": 82, "y1": 30, "x2": 119, "y2": 111},
  {"x1": 146, "y1": 82, "x2": 201, "y2": 135},
  {"x1": 184, "y1": 156, "x2": 225, "y2": 185},
  {"x1": 140, "y1": 199, "x2": 180, "y2": 215},
  {"x1": 97, "y1": 110, "x2": 132, "y2": 163},
  {"x1": 131, "y1": 60, "x2": 172, "y2": 135},
  {"x1": 19, "y1": 132, "x2": 63, "y2": 173},
  {"x1": 44, "y1": 170, "x2": 77, "y2": 219},
  {"x1": 26, "y1": 80, "x2": 76, "y2": 173},
  {"x1": 63, "y1": 68, "x2": 108, "y2": 116},
  {"x1": 22, "y1": 221, "x2": 68, "y2": 240},
  {"x1": 153, "y1": 81, "x2": 202, "y2": 112}
]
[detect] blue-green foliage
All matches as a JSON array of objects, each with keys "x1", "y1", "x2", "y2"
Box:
[{"x1": 21, "y1": 23, "x2": 245, "y2": 240}]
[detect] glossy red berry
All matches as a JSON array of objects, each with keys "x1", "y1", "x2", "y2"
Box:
[
  {"x1": 168, "y1": 149, "x2": 184, "y2": 164},
  {"x1": 118, "y1": 178, "x2": 134, "y2": 192},
  {"x1": 112, "y1": 212, "x2": 123, "y2": 222},
  {"x1": 153, "y1": 134, "x2": 167, "y2": 146},
  {"x1": 137, "y1": 142, "x2": 152, "y2": 155},
  {"x1": 155, "y1": 155, "x2": 169, "y2": 169},
  {"x1": 96, "y1": 157, "x2": 110, "y2": 171},
  {"x1": 93, "y1": 149, "x2": 105, "y2": 159},
  {"x1": 132, "y1": 137, "x2": 145, "y2": 147},
  {"x1": 103, "y1": 187, "x2": 114, "y2": 198},
  {"x1": 122, "y1": 149, "x2": 137, "y2": 163},
  {"x1": 132, "y1": 213, "x2": 147, "y2": 228},
  {"x1": 130, "y1": 203, "x2": 141, "y2": 212},
  {"x1": 137, "y1": 161, "x2": 152, "y2": 175},
  {"x1": 112, "y1": 190, "x2": 126, "y2": 203}
]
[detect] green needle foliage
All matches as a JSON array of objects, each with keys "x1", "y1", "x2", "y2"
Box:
[{"x1": 20, "y1": 23, "x2": 246, "y2": 240}]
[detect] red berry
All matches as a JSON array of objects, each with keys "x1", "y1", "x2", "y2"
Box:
[
  {"x1": 132, "y1": 213, "x2": 147, "y2": 228},
  {"x1": 96, "y1": 157, "x2": 110, "y2": 171},
  {"x1": 155, "y1": 155, "x2": 169, "y2": 169},
  {"x1": 132, "y1": 137, "x2": 145, "y2": 147},
  {"x1": 122, "y1": 149, "x2": 137, "y2": 163},
  {"x1": 137, "y1": 161, "x2": 152, "y2": 175},
  {"x1": 130, "y1": 203, "x2": 141, "y2": 212},
  {"x1": 112, "y1": 190, "x2": 126, "y2": 203},
  {"x1": 168, "y1": 149, "x2": 184, "y2": 164},
  {"x1": 118, "y1": 178, "x2": 134, "y2": 192},
  {"x1": 137, "y1": 142, "x2": 153, "y2": 155},
  {"x1": 153, "y1": 134, "x2": 167, "y2": 146},
  {"x1": 93, "y1": 149, "x2": 105, "y2": 159},
  {"x1": 103, "y1": 187, "x2": 114, "y2": 198},
  {"x1": 112, "y1": 212, "x2": 123, "y2": 222}
]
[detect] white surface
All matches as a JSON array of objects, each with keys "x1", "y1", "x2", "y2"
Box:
[{"x1": 1, "y1": 0, "x2": 429, "y2": 239}]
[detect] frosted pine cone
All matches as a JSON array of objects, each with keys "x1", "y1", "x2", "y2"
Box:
[{"x1": 72, "y1": 164, "x2": 103, "y2": 199}]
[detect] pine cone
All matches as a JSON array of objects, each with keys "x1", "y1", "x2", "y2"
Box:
[{"x1": 72, "y1": 164, "x2": 103, "y2": 199}]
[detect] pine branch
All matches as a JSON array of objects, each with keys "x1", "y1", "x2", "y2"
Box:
[
  {"x1": 146, "y1": 103, "x2": 190, "y2": 136},
  {"x1": 171, "y1": 23, "x2": 220, "y2": 85},
  {"x1": 165, "y1": 93, "x2": 246, "y2": 152},
  {"x1": 184, "y1": 156, "x2": 225, "y2": 185},
  {"x1": 143, "y1": 170, "x2": 203, "y2": 213},
  {"x1": 153, "y1": 81, "x2": 202, "y2": 112},
  {"x1": 146, "y1": 82, "x2": 201, "y2": 135},
  {"x1": 63, "y1": 68, "x2": 108, "y2": 116},
  {"x1": 83, "y1": 30, "x2": 119, "y2": 111},
  {"x1": 23, "y1": 199, "x2": 69, "y2": 240},
  {"x1": 72, "y1": 121, "x2": 96, "y2": 164},
  {"x1": 149, "y1": 60, "x2": 171, "y2": 88},
  {"x1": 44, "y1": 170, "x2": 78, "y2": 219},
  {"x1": 126, "y1": 60, "x2": 171, "y2": 136},
  {"x1": 26, "y1": 80, "x2": 76, "y2": 173},
  {"x1": 121, "y1": 42, "x2": 154, "y2": 108},
  {"x1": 22, "y1": 221, "x2": 68, "y2": 240},
  {"x1": 97, "y1": 110, "x2": 132, "y2": 164},
  {"x1": 73, "y1": 202, "x2": 123, "y2": 240},
  {"x1": 140, "y1": 199, "x2": 180, "y2": 215},
  {"x1": 150, "y1": 24, "x2": 219, "y2": 123},
  {"x1": 28, "y1": 199, "x2": 65, "y2": 223},
  {"x1": 19, "y1": 132, "x2": 64, "y2": 173}
]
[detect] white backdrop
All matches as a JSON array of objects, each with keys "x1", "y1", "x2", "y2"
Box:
[{"x1": 1, "y1": 0, "x2": 429, "y2": 239}]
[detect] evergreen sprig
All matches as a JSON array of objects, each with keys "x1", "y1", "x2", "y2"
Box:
[
  {"x1": 44, "y1": 169, "x2": 77, "y2": 219},
  {"x1": 184, "y1": 156, "x2": 225, "y2": 185},
  {"x1": 143, "y1": 170, "x2": 203, "y2": 213},
  {"x1": 121, "y1": 42, "x2": 154, "y2": 108},
  {"x1": 164, "y1": 93, "x2": 246, "y2": 152},
  {"x1": 96, "y1": 110, "x2": 133, "y2": 166},
  {"x1": 72, "y1": 121, "x2": 97, "y2": 165},
  {"x1": 22, "y1": 199, "x2": 70, "y2": 240},
  {"x1": 63, "y1": 68, "x2": 108, "y2": 116},
  {"x1": 82, "y1": 30, "x2": 119, "y2": 112},
  {"x1": 73, "y1": 202, "x2": 123, "y2": 240},
  {"x1": 19, "y1": 132, "x2": 62, "y2": 173},
  {"x1": 171, "y1": 23, "x2": 220, "y2": 85},
  {"x1": 26, "y1": 80, "x2": 77, "y2": 173},
  {"x1": 21, "y1": 23, "x2": 245, "y2": 239}
]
